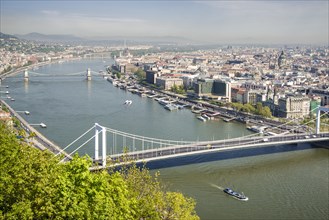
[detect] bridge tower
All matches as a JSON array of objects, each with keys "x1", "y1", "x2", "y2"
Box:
[
  {"x1": 24, "y1": 70, "x2": 29, "y2": 82},
  {"x1": 316, "y1": 106, "x2": 329, "y2": 134},
  {"x1": 86, "y1": 68, "x2": 91, "y2": 81},
  {"x1": 94, "y1": 123, "x2": 107, "y2": 167}
]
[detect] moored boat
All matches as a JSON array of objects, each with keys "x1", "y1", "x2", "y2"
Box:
[
  {"x1": 197, "y1": 116, "x2": 207, "y2": 122},
  {"x1": 223, "y1": 188, "x2": 248, "y2": 201},
  {"x1": 164, "y1": 104, "x2": 178, "y2": 111},
  {"x1": 202, "y1": 114, "x2": 210, "y2": 120},
  {"x1": 124, "y1": 100, "x2": 132, "y2": 105}
]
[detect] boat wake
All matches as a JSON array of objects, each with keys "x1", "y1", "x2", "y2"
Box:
[{"x1": 209, "y1": 183, "x2": 224, "y2": 191}]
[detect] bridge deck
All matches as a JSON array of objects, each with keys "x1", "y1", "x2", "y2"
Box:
[{"x1": 105, "y1": 133, "x2": 329, "y2": 166}]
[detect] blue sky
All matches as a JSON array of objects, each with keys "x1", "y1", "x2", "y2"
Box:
[{"x1": 1, "y1": 0, "x2": 328, "y2": 44}]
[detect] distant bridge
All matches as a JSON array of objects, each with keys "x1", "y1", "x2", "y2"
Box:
[
  {"x1": 53, "y1": 106, "x2": 329, "y2": 170},
  {"x1": 83, "y1": 53, "x2": 113, "y2": 59},
  {"x1": 18, "y1": 68, "x2": 110, "y2": 81}
]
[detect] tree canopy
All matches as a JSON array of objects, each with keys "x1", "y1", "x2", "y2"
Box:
[
  {"x1": 229, "y1": 102, "x2": 272, "y2": 118},
  {"x1": 134, "y1": 68, "x2": 146, "y2": 81},
  {"x1": 170, "y1": 84, "x2": 185, "y2": 94},
  {"x1": 0, "y1": 122, "x2": 199, "y2": 219}
]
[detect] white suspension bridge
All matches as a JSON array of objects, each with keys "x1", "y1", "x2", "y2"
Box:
[
  {"x1": 54, "y1": 106, "x2": 329, "y2": 169},
  {"x1": 19, "y1": 68, "x2": 110, "y2": 81}
]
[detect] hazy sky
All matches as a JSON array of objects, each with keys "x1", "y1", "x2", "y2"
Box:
[{"x1": 1, "y1": 0, "x2": 328, "y2": 44}]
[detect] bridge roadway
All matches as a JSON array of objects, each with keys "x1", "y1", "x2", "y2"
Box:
[
  {"x1": 107, "y1": 132, "x2": 329, "y2": 165},
  {"x1": 1, "y1": 100, "x2": 72, "y2": 160}
]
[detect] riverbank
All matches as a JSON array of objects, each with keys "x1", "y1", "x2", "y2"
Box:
[
  {"x1": 0, "y1": 57, "x2": 82, "y2": 80},
  {"x1": 106, "y1": 76, "x2": 300, "y2": 136},
  {"x1": 0, "y1": 99, "x2": 71, "y2": 159}
]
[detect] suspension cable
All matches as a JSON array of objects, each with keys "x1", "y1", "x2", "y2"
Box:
[
  {"x1": 54, "y1": 125, "x2": 95, "y2": 157},
  {"x1": 60, "y1": 133, "x2": 97, "y2": 162}
]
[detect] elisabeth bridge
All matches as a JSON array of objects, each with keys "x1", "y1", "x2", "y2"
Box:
[
  {"x1": 2, "y1": 69, "x2": 329, "y2": 170},
  {"x1": 55, "y1": 106, "x2": 329, "y2": 170}
]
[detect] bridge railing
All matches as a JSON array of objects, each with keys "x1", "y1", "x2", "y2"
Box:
[{"x1": 103, "y1": 132, "x2": 329, "y2": 165}]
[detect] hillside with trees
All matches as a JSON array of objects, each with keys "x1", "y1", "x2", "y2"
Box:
[{"x1": 0, "y1": 122, "x2": 199, "y2": 219}]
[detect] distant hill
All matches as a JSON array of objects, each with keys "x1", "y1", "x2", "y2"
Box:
[
  {"x1": 89, "y1": 35, "x2": 194, "y2": 44},
  {"x1": 9, "y1": 32, "x2": 196, "y2": 45},
  {"x1": 15, "y1": 32, "x2": 84, "y2": 42},
  {"x1": 0, "y1": 32, "x2": 18, "y2": 39}
]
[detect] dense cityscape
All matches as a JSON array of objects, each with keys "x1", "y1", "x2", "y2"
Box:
[{"x1": 1, "y1": 33, "x2": 328, "y2": 122}]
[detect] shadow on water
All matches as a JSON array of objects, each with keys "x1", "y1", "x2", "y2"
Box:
[{"x1": 142, "y1": 143, "x2": 318, "y2": 170}]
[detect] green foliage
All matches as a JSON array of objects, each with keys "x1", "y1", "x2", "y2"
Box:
[
  {"x1": 261, "y1": 106, "x2": 272, "y2": 118},
  {"x1": 243, "y1": 103, "x2": 256, "y2": 113},
  {"x1": 171, "y1": 84, "x2": 185, "y2": 94},
  {"x1": 0, "y1": 122, "x2": 199, "y2": 219},
  {"x1": 12, "y1": 118, "x2": 20, "y2": 128},
  {"x1": 134, "y1": 68, "x2": 146, "y2": 80},
  {"x1": 255, "y1": 102, "x2": 272, "y2": 118},
  {"x1": 2, "y1": 66, "x2": 12, "y2": 74},
  {"x1": 255, "y1": 102, "x2": 263, "y2": 114},
  {"x1": 1, "y1": 105, "x2": 9, "y2": 113},
  {"x1": 118, "y1": 164, "x2": 199, "y2": 220},
  {"x1": 17, "y1": 128, "x2": 26, "y2": 138},
  {"x1": 109, "y1": 67, "x2": 121, "y2": 78},
  {"x1": 229, "y1": 102, "x2": 272, "y2": 118},
  {"x1": 302, "y1": 116, "x2": 329, "y2": 132},
  {"x1": 28, "y1": 131, "x2": 36, "y2": 139},
  {"x1": 231, "y1": 102, "x2": 244, "y2": 111}
]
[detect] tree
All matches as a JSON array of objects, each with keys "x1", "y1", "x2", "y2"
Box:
[
  {"x1": 170, "y1": 84, "x2": 185, "y2": 94},
  {"x1": 12, "y1": 118, "x2": 20, "y2": 128},
  {"x1": 17, "y1": 128, "x2": 26, "y2": 138},
  {"x1": 256, "y1": 102, "x2": 263, "y2": 115},
  {"x1": 118, "y1": 163, "x2": 199, "y2": 220},
  {"x1": 231, "y1": 102, "x2": 243, "y2": 112},
  {"x1": 262, "y1": 106, "x2": 272, "y2": 118},
  {"x1": 134, "y1": 68, "x2": 146, "y2": 80},
  {"x1": 28, "y1": 131, "x2": 36, "y2": 140},
  {"x1": 0, "y1": 122, "x2": 199, "y2": 219},
  {"x1": 244, "y1": 103, "x2": 255, "y2": 113}
]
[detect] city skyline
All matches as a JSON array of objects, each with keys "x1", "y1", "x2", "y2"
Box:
[{"x1": 1, "y1": 0, "x2": 328, "y2": 44}]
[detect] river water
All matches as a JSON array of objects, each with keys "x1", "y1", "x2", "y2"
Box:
[{"x1": 3, "y1": 59, "x2": 328, "y2": 220}]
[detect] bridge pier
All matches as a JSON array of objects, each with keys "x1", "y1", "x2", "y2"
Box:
[
  {"x1": 24, "y1": 70, "x2": 29, "y2": 82},
  {"x1": 86, "y1": 68, "x2": 91, "y2": 81},
  {"x1": 316, "y1": 107, "x2": 329, "y2": 134},
  {"x1": 95, "y1": 123, "x2": 107, "y2": 167}
]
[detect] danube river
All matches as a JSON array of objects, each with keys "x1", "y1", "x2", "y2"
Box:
[{"x1": 3, "y1": 59, "x2": 328, "y2": 220}]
